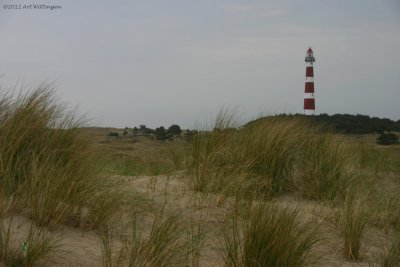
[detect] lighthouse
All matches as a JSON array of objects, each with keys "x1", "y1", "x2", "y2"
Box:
[{"x1": 304, "y1": 47, "x2": 316, "y2": 115}]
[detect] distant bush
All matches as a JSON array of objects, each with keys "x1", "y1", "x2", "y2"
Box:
[
  {"x1": 139, "y1": 125, "x2": 154, "y2": 134},
  {"x1": 257, "y1": 113, "x2": 400, "y2": 134},
  {"x1": 155, "y1": 126, "x2": 167, "y2": 140},
  {"x1": 168, "y1": 124, "x2": 181, "y2": 136},
  {"x1": 311, "y1": 113, "x2": 400, "y2": 134},
  {"x1": 123, "y1": 127, "x2": 129, "y2": 136},
  {"x1": 109, "y1": 132, "x2": 119, "y2": 137},
  {"x1": 376, "y1": 132, "x2": 399, "y2": 145}
]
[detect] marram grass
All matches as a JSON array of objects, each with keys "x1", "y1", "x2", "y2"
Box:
[
  {"x1": 380, "y1": 234, "x2": 400, "y2": 267},
  {"x1": 186, "y1": 111, "x2": 354, "y2": 203},
  {"x1": 222, "y1": 202, "x2": 319, "y2": 267},
  {"x1": 339, "y1": 190, "x2": 368, "y2": 261},
  {"x1": 0, "y1": 85, "x2": 134, "y2": 265}
]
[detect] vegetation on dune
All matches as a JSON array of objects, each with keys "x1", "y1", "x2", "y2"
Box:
[
  {"x1": 0, "y1": 86, "x2": 132, "y2": 230},
  {"x1": 357, "y1": 143, "x2": 389, "y2": 173},
  {"x1": 187, "y1": 111, "x2": 355, "y2": 203},
  {"x1": 0, "y1": 84, "x2": 399, "y2": 266},
  {"x1": 98, "y1": 155, "x2": 173, "y2": 176},
  {"x1": 96, "y1": 142, "x2": 185, "y2": 176},
  {"x1": 167, "y1": 124, "x2": 182, "y2": 136},
  {"x1": 252, "y1": 113, "x2": 400, "y2": 134},
  {"x1": 376, "y1": 132, "x2": 399, "y2": 145},
  {"x1": 222, "y1": 202, "x2": 319, "y2": 267},
  {"x1": 185, "y1": 110, "x2": 400, "y2": 265},
  {"x1": 0, "y1": 223, "x2": 60, "y2": 267},
  {"x1": 380, "y1": 234, "x2": 400, "y2": 267},
  {"x1": 300, "y1": 133, "x2": 354, "y2": 203},
  {"x1": 338, "y1": 190, "x2": 369, "y2": 261},
  {"x1": 98, "y1": 207, "x2": 207, "y2": 267},
  {"x1": 308, "y1": 113, "x2": 400, "y2": 134},
  {"x1": 0, "y1": 86, "x2": 135, "y2": 265},
  {"x1": 187, "y1": 112, "x2": 304, "y2": 197}
]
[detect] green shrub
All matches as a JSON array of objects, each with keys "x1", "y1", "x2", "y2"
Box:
[
  {"x1": 167, "y1": 124, "x2": 182, "y2": 136},
  {"x1": 377, "y1": 132, "x2": 399, "y2": 145},
  {"x1": 155, "y1": 127, "x2": 168, "y2": 140}
]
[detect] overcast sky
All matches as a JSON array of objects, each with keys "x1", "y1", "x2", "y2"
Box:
[{"x1": 1, "y1": 0, "x2": 399, "y2": 128}]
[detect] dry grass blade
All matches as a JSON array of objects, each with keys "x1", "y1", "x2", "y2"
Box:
[
  {"x1": 339, "y1": 189, "x2": 368, "y2": 261},
  {"x1": 380, "y1": 234, "x2": 400, "y2": 267}
]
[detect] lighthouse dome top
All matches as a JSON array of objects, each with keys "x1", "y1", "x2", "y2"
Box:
[{"x1": 305, "y1": 47, "x2": 315, "y2": 63}]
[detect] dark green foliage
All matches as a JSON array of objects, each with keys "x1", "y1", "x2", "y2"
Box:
[
  {"x1": 109, "y1": 132, "x2": 119, "y2": 137},
  {"x1": 310, "y1": 114, "x2": 400, "y2": 134},
  {"x1": 376, "y1": 132, "x2": 399, "y2": 145},
  {"x1": 167, "y1": 124, "x2": 181, "y2": 136},
  {"x1": 155, "y1": 126, "x2": 167, "y2": 140},
  {"x1": 123, "y1": 127, "x2": 129, "y2": 136},
  {"x1": 139, "y1": 125, "x2": 154, "y2": 135},
  {"x1": 250, "y1": 113, "x2": 400, "y2": 134}
]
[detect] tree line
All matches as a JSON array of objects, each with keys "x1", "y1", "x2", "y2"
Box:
[
  {"x1": 310, "y1": 113, "x2": 400, "y2": 134},
  {"x1": 268, "y1": 113, "x2": 400, "y2": 134}
]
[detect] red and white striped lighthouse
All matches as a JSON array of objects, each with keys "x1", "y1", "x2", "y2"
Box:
[{"x1": 304, "y1": 47, "x2": 316, "y2": 115}]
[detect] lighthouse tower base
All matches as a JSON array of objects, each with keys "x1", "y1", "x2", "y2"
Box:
[{"x1": 304, "y1": 109, "x2": 315, "y2": 115}]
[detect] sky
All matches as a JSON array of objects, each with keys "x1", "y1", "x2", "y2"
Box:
[{"x1": 1, "y1": 0, "x2": 399, "y2": 129}]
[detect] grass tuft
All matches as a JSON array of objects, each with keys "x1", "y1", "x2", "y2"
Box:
[
  {"x1": 98, "y1": 208, "x2": 193, "y2": 267},
  {"x1": 222, "y1": 202, "x2": 319, "y2": 267},
  {"x1": 0, "y1": 217, "x2": 60, "y2": 267},
  {"x1": 300, "y1": 133, "x2": 353, "y2": 204},
  {"x1": 338, "y1": 190, "x2": 368, "y2": 261},
  {"x1": 187, "y1": 112, "x2": 310, "y2": 198},
  {"x1": 0, "y1": 85, "x2": 138, "y2": 265},
  {"x1": 187, "y1": 111, "x2": 354, "y2": 203},
  {"x1": 380, "y1": 234, "x2": 400, "y2": 267}
]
